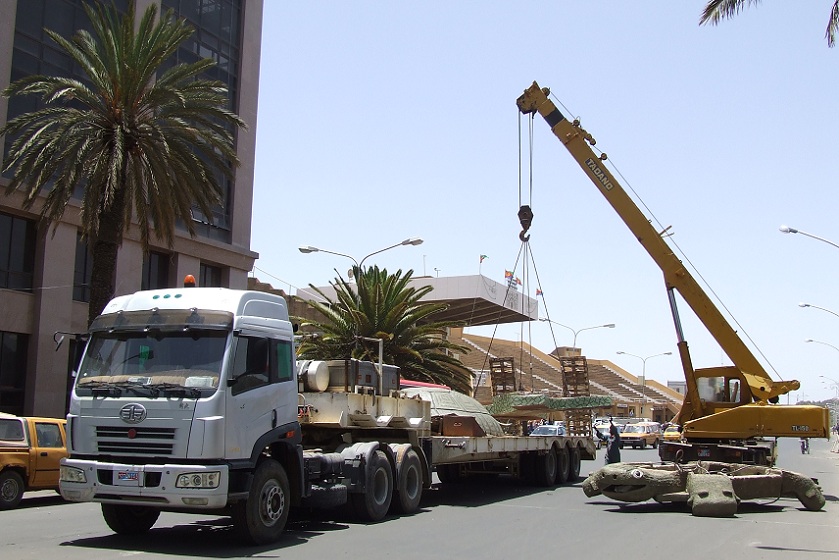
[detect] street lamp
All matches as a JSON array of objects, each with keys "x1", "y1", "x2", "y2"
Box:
[
  {"x1": 615, "y1": 350, "x2": 672, "y2": 416},
  {"x1": 799, "y1": 302, "x2": 839, "y2": 320},
  {"x1": 299, "y1": 238, "x2": 423, "y2": 277},
  {"x1": 538, "y1": 318, "x2": 615, "y2": 349},
  {"x1": 779, "y1": 225, "x2": 839, "y2": 251},
  {"x1": 819, "y1": 375, "x2": 839, "y2": 398},
  {"x1": 804, "y1": 338, "x2": 839, "y2": 354}
]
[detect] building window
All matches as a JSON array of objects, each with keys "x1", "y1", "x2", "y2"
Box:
[
  {"x1": 73, "y1": 233, "x2": 92, "y2": 302},
  {"x1": 0, "y1": 331, "x2": 28, "y2": 416},
  {"x1": 0, "y1": 212, "x2": 36, "y2": 292},
  {"x1": 5, "y1": 0, "x2": 129, "y2": 184},
  {"x1": 142, "y1": 251, "x2": 171, "y2": 290},
  {"x1": 161, "y1": 0, "x2": 243, "y2": 243},
  {"x1": 200, "y1": 262, "x2": 223, "y2": 287}
]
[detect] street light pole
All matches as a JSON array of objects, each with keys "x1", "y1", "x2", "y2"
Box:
[
  {"x1": 616, "y1": 350, "x2": 672, "y2": 416},
  {"x1": 820, "y1": 375, "x2": 839, "y2": 398},
  {"x1": 538, "y1": 318, "x2": 615, "y2": 350},
  {"x1": 805, "y1": 338, "x2": 839, "y2": 354},
  {"x1": 799, "y1": 302, "x2": 839, "y2": 320},
  {"x1": 779, "y1": 225, "x2": 839, "y2": 250},
  {"x1": 299, "y1": 238, "x2": 423, "y2": 278}
]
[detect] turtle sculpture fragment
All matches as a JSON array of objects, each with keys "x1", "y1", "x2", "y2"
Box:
[{"x1": 582, "y1": 461, "x2": 824, "y2": 517}]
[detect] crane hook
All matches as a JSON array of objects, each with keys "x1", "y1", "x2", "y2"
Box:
[{"x1": 518, "y1": 205, "x2": 533, "y2": 242}]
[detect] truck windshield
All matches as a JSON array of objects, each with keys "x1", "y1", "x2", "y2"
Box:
[{"x1": 75, "y1": 330, "x2": 228, "y2": 398}]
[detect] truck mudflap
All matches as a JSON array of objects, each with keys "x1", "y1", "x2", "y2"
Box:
[{"x1": 59, "y1": 458, "x2": 230, "y2": 509}]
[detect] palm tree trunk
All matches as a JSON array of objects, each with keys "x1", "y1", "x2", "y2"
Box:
[{"x1": 86, "y1": 187, "x2": 127, "y2": 326}]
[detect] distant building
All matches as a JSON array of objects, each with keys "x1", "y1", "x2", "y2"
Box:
[
  {"x1": 668, "y1": 380, "x2": 687, "y2": 395},
  {"x1": 0, "y1": 0, "x2": 263, "y2": 416}
]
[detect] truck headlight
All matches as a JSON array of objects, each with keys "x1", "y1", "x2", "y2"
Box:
[
  {"x1": 176, "y1": 471, "x2": 220, "y2": 489},
  {"x1": 60, "y1": 465, "x2": 87, "y2": 483}
]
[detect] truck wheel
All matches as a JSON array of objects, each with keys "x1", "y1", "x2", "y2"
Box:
[
  {"x1": 568, "y1": 447, "x2": 581, "y2": 482},
  {"x1": 0, "y1": 470, "x2": 24, "y2": 510},
  {"x1": 436, "y1": 463, "x2": 462, "y2": 484},
  {"x1": 101, "y1": 504, "x2": 160, "y2": 534},
  {"x1": 534, "y1": 449, "x2": 558, "y2": 487},
  {"x1": 556, "y1": 447, "x2": 571, "y2": 484},
  {"x1": 350, "y1": 450, "x2": 393, "y2": 521},
  {"x1": 392, "y1": 449, "x2": 422, "y2": 514},
  {"x1": 232, "y1": 459, "x2": 290, "y2": 545}
]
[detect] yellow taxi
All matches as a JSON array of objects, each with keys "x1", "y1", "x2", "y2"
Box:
[{"x1": 663, "y1": 424, "x2": 682, "y2": 443}]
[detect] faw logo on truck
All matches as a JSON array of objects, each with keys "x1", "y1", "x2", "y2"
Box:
[
  {"x1": 585, "y1": 158, "x2": 614, "y2": 191},
  {"x1": 120, "y1": 403, "x2": 148, "y2": 424}
]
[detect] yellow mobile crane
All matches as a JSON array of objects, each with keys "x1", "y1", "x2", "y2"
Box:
[{"x1": 517, "y1": 82, "x2": 829, "y2": 466}]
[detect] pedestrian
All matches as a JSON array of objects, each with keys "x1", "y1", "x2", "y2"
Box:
[{"x1": 594, "y1": 420, "x2": 622, "y2": 464}]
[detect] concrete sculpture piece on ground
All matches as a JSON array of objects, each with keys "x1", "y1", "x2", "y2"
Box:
[{"x1": 582, "y1": 461, "x2": 825, "y2": 517}]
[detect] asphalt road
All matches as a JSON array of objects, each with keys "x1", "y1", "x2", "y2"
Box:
[{"x1": 3, "y1": 436, "x2": 837, "y2": 560}]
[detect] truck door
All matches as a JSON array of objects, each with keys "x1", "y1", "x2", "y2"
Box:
[
  {"x1": 224, "y1": 334, "x2": 297, "y2": 460},
  {"x1": 31, "y1": 421, "x2": 64, "y2": 487}
]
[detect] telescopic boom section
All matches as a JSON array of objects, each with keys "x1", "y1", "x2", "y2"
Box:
[{"x1": 516, "y1": 81, "x2": 799, "y2": 405}]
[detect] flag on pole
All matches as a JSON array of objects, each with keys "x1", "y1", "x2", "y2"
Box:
[
  {"x1": 515, "y1": 277, "x2": 522, "y2": 286},
  {"x1": 480, "y1": 254, "x2": 488, "y2": 263},
  {"x1": 504, "y1": 270, "x2": 513, "y2": 280},
  {"x1": 536, "y1": 289, "x2": 543, "y2": 296}
]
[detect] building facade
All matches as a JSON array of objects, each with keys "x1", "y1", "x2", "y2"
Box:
[{"x1": 0, "y1": 0, "x2": 263, "y2": 417}]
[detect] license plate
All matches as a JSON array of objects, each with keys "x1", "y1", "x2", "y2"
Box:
[{"x1": 118, "y1": 471, "x2": 140, "y2": 482}]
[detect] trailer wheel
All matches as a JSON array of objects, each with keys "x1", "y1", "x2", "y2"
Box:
[
  {"x1": 556, "y1": 446, "x2": 571, "y2": 484},
  {"x1": 101, "y1": 504, "x2": 160, "y2": 534},
  {"x1": 392, "y1": 449, "x2": 423, "y2": 514},
  {"x1": 534, "y1": 449, "x2": 558, "y2": 487},
  {"x1": 0, "y1": 470, "x2": 24, "y2": 510},
  {"x1": 232, "y1": 459, "x2": 290, "y2": 545},
  {"x1": 568, "y1": 447, "x2": 581, "y2": 482},
  {"x1": 350, "y1": 450, "x2": 393, "y2": 521}
]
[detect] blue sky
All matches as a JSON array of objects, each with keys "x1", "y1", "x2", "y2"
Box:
[{"x1": 251, "y1": 2, "x2": 839, "y2": 401}]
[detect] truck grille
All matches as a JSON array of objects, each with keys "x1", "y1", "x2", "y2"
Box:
[{"x1": 96, "y1": 426, "x2": 176, "y2": 455}]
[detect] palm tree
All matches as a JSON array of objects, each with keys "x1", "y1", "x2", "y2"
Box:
[
  {"x1": 294, "y1": 266, "x2": 474, "y2": 394},
  {"x1": 700, "y1": 0, "x2": 839, "y2": 47},
  {"x1": 0, "y1": 1, "x2": 245, "y2": 325}
]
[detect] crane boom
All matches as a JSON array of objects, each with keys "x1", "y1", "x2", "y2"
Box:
[{"x1": 517, "y1": 81, "x2": 828, "y2": 464}]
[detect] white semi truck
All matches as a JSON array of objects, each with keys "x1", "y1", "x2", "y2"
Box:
[{"x1": 59, "y1": 286, "x2": 595, "y2": 544}]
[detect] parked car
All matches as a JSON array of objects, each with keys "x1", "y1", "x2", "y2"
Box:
[
  {"x1": 0, "y1": 415, "x2": 67, "y2": 509},
  {"x1": 663, "y1": 424, "x2": 682, "y2": 443},
  {"x1": 530, "y1": 424, "x2": 566, "y2": 437},
  {"x1": 619, "y1": 421, "x2": 661, "y2": 449}
]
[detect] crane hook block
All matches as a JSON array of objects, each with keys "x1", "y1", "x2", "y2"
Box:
[{"x1": 518, "y1": 205, "x2": 534, "y2": 242}]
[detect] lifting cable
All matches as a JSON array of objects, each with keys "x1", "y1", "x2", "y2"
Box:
[{"x1": 472, "y1": 111, "x2": 556, "y2": 396}]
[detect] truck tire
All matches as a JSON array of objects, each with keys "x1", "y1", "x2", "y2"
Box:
[
  {"x1": 101, "y1": 504, "x2": 160, "y2": 534},
  {"x1": 0, "y1": 470, "x2": 24, "y2": 510},
  {"x1": 556, "y1": 446, "x2": 571, "y2": 484},
  {"x1": 350, "y1": 450, "x2": 393, "y2": 521},
  {"x1": 534, "y1": 449, "x2": 558, "y2": 487},
  {"x1": 568, "y1": 447, "x2": 581, "y2": 482},
  {"x1": 392, "y1": 448, "x2": 422, "y2": 514},
  {"x1": 232, "y1": 459, "x2": 290, "y2": 545}
]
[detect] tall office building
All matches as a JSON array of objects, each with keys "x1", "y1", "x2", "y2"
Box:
[{"x1": 0, "y1": 0, "x2": 264, "y2": 417}]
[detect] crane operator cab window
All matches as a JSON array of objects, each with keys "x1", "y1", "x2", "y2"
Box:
[
  {"x1": 699, "y1": 376, "x2": 742, "y2": 404},
  {"x1": 230, "y1": 336, "x2": 294, "y2": 395}
]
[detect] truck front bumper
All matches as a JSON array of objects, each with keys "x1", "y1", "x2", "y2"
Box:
[{"x1": 59, "y1": 458, "x2": 230, "y2": 509}]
